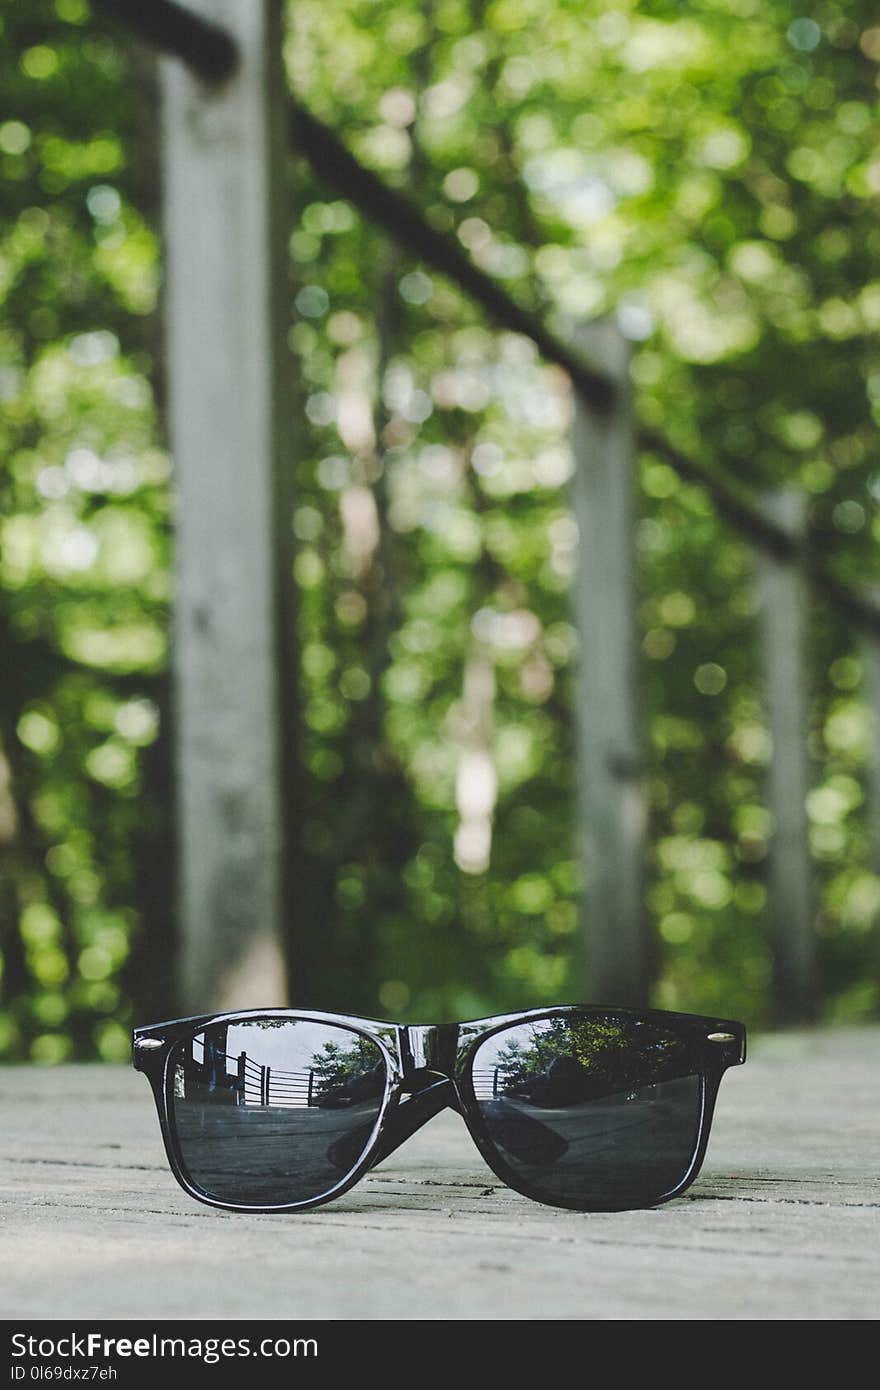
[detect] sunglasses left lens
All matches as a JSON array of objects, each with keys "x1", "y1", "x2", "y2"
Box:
[{"x1": 169, "y1": 1019, "x2": 387, "y2": 1207}]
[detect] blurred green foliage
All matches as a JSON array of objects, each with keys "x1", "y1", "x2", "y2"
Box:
[{"x1": 1, "y1": 0, "x2": 879, "y2": 1059}]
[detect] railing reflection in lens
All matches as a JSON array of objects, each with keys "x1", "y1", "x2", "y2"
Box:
[{"x1": 171, "y1": 1019, "x2": 388, "y2": 1206}]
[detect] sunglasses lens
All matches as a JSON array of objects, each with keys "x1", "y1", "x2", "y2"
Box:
[
  {"x1": 470, "y1": 1014, "x2": 702, "y2": 1208},
  {"x1": 170, "y1": 1019, "x2": 387, "y2": 1206}
]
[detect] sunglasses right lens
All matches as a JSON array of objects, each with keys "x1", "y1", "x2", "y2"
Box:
[
  {"x1": 169, "y1": 1018, "x2": 387, "y2": 1207},
  {"x1": 470, "y1": 1013, "x2": 703, "y2": 1208}
]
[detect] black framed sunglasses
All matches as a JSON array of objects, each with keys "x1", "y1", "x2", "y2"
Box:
[{"x1": 133, "y1": 1004, "x2": 746, "y2": 1214}]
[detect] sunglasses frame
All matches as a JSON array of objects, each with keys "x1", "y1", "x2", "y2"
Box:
[{"x1": 133, "y1": 1004, "x2": 746, "y2": 1214}]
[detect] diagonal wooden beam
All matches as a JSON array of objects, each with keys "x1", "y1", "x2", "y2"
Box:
[{"x1": 92, "y1": 0, "x2": 238, "y2": 83}]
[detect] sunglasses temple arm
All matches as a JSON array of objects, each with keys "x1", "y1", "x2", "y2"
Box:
[
  {"x1": 368, "y1": 1076, "x2": 574, "y2": 1170},
  {"x1": 368, "y1": 1078, "x2": 458, "y2": 1169},
  {"x1": 325, "y1": 1077, "x2": 458, "y2": 1176}
]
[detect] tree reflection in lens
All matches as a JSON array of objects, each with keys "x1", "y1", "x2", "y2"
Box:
[
  {"x1": 171, "y1": 1019, "x2": 387, "y2": 1205},
  {"x1": 471, "y1": 1015, "x2": 703, "y2": 1207}
]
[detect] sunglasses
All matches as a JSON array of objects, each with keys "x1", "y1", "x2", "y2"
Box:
[{"x1": 133, "y1": 1004, "x2": 746, "y2": 1213}]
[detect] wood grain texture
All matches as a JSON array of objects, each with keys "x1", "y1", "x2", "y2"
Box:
[
  {"x1": 161, "y1": 0, "x2": 294, "y2": 1012},
  {"x1": 757, "y1": 488, "x2": 816, "y2": 1021},
  {"x1": 863, "y1": 600, "x2": 880, "y2": 878},
  {"x1": 0, "y1": 1028, "x2": 876, "y2": 1320},
  {"x1": 572, "y1": 319, "x2": 647, "y2": 1007}
]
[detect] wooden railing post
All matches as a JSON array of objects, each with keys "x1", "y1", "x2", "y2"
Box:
[
  {"x1": 572, "y1": 318, "x2": 648, "y2": 1006},
  {"x1": 757, "y1": 489, "x2": 816, "y2": 1021},
  {"x1": 862, "y1": 595, "x2": 880, "y2": 989},
  {"x1": 863, "y1": 588, "x2": 880, "y2": 878},
  {"x1": 236, "y1": 1051, "x2": 247, "y2": 1106},
  {"x1": 161, "y1": 0, "x2": 295, "y2": 1012}
]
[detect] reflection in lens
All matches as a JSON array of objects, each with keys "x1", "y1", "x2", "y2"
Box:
[
  {"x1": 471, "y1": 1015, "x2": 702, "y2": 1207},
  {"x1": 171, "y1": 1019, "x2": 387, "y2": 1205}
]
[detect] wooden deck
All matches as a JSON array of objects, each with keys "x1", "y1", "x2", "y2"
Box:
[{"x1": 0, "y1": 1026, "x2": 877, "y2": 1320}]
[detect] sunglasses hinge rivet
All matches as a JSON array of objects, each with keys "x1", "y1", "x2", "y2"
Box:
[
  {"x1": 136, "y1": 1038, "x2": 164, "y2": 1050},
  {"x1": 707, "y1": 1032, "x2": 736, "y2": 1042}
]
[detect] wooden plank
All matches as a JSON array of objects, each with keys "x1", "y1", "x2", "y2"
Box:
[
  {"x1": 572, "y1": 319, "x2": 647, "y2": 1006},
  {"x1": 756, "y1": 490, "x2": 816, "y2": 1022},
  {"x1": 161, "y1": 0, "x2": 294, "y2": 1012},
  {"x1": 0, "y1": 1028, "x2": 877, "y2": 1320}
]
